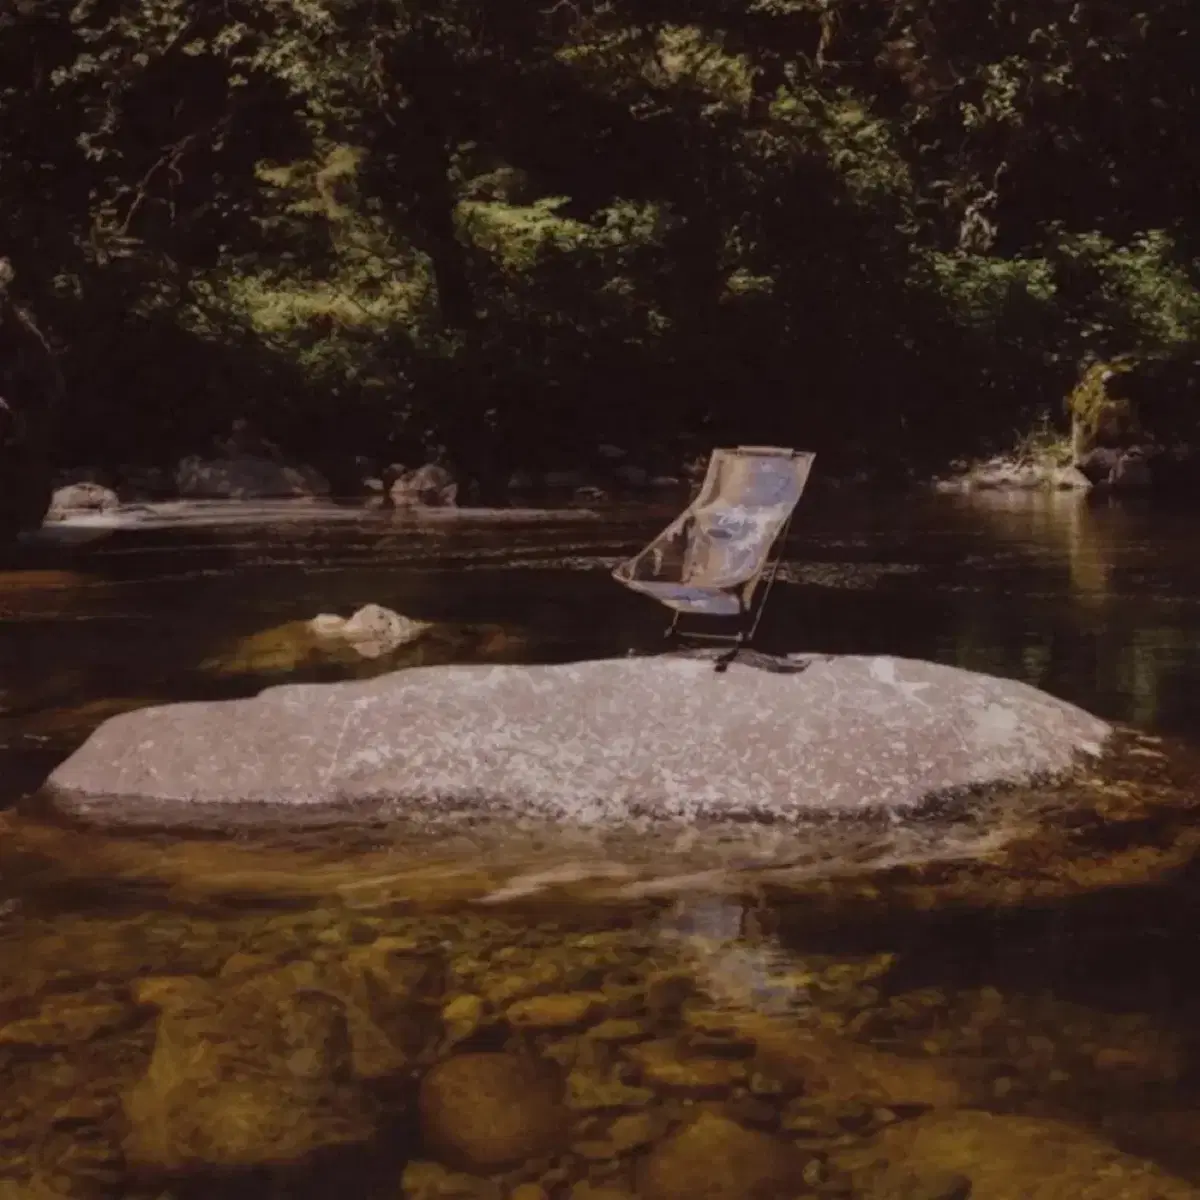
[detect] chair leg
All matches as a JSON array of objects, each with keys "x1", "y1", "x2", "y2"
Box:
[
  {"x1": 713, "y1": 633, "x2": 746, "y2": 672},
  {"x1": 713, "y1": 646, "x2": 739, "y2": 672}
]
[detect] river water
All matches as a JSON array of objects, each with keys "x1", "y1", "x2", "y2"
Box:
[{"x1": 2, "y1": 490, "x2": 1200, "y2": 1199}]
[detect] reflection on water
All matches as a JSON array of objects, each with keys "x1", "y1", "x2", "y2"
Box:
[{"x1": 3, "y1": 492, "x2": 1200, "y2": 1198}]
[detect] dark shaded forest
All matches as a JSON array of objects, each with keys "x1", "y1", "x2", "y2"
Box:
[{"x1": 1, "y1": 0, "x2": 1199, "y2": 492}]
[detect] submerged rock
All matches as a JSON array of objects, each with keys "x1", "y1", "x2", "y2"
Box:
[
  {"x1": 308, "y1": 603, "x2": 432, "y2": 660},
  {"x1": 119, "y1": 945, "x2": 443, "y2": 1171},
  {"x1": 199, "y1": 619, "x2": 361, "y2": 677},
  {"x1": 0, "y1": 993, "x2": 133, "y2": 1047},
  {"x1": 847, "y1": 1110, "x2": 1200, "y2": 1200},
  {"x1": 123, "y1": 975, "x2": 375, "y2": 1170},
  {"x1": 200, "y1": 613, "x2": 519, "y2": 680},
  {"x1": 637, "y1": 1112, "x2": 802, "y2": 1200},
  {"x1": 746, "y1": 1020, "x2": 965, "y2": 1109},
  {"x1": 418, "y1": 1052, "x2": 567, "y2": 1169},
  {"x1": 400, "y1": 1160, "x2": 503, "y2": 1199},
  {"x1": 44, "y1": 654, "x2": 1111, "y2": 834},
  {"x1": 44, "y1": 481, "x2": 120, "y2": 520}
]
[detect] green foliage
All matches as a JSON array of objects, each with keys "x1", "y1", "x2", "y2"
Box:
[
  {"x1": 1048, "y1": 229, "x2": 1200, "y2": 363},
  {"x1": 1066, "y1": 360, "x2": 1139, "y2": 443},
  {"x1": 0, "y1": 0, "x2": 1197, "y2": 471}
]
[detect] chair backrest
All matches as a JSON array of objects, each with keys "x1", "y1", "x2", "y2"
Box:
[{"x1": 614, "y1": 446, "x2": 815, "y2": 598}]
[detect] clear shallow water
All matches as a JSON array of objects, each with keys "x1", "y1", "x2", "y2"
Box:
[{"x1": 3, "y1": 491, "x2": 1200, "y2": 1199}]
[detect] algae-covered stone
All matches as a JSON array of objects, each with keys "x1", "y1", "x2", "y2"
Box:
[
  {"x1": 622, "y1": 1040, "x2": 745, "y2": 1095},
  {"x1": 572, "y1": 1111, "x2": 665, "y2": 1160},
  {"x1": 507, "y1": 993, "x2": 607, "y2": 1030},
  {"x1": 484, "y1": 962, "x2": 565, "y2": 1007},
  {"x1": 400, "y1": 1159, "x2": 503, "y2": 1200},
  {"x1": 0, "y1": 994, "x2": 132, "y2": 1047},
  {"x1": 130, "y1": 974, "x2": 211, "y2": 1010},
  {"x1": 442, "y1": 994, "x2": 486, "y2": 1044},
  {"x1": 605, "y1": 1111, "x2": 663, "y2": 1153},
  {"x1": 779, "y1": 1100, "x2": 844, "y2": 1140},
  {"x1": 566, "y1": 1070, "x2": 655, "y2": 1113},
  {"x1": 868, "y1": 1171, "x2": 972, "y2": 1200},
  {"x1": 852, "y1": 1111, "x2": 1200, "y2": 1200},
  {"x1": 123, "y1": 984, "x2": 374, "y2": 1169},
  {"x1": 419, "y1": 1053, "x2": 567, "y2": 1170},
  {"x1": 746, "y1": 1021, "x2": 965, "y2": 1110},
  {"x1": 509, "y1": 1187, "x2": 550, "y2": 1200},
  {"x1": 140, "y1": 955, "x2": 431, "y2": 1088},
  {"x1": 586, "y1": 1019, "x2": 651, "y2": 1045},
  {"x1": 568, "y1": 1185, "x2": 638, "y2": 1200},
  {"x1": 644, "y1": 971, "x2": 696, "y2": 1015},
  {"x1": 201, "y1": 606, "x2": 431, "y2": 678},
  {"x1": 637, "y1": 1113, "x2": 803, "y2": 1200}
]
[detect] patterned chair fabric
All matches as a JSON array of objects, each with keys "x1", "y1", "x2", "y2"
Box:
[{"x1": 613, "y1": 446, "x2": 815, "y2": 615}]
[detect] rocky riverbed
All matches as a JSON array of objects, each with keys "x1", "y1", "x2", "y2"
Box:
[
  {"x1": 4, "y1": 758, "x2": 1200, "y2": 1200},
  {"x1": 7, "y1": 496, "x2": 1200, "y2": 1199}
]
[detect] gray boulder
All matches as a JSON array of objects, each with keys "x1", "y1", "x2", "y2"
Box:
[
  {"x1": 1110, "y1": 448, "x2": 1153, "y2": 490},
  {"x1": 45, "y1": 481, "x2": 120, "y2": 520},
  {"x1": 384, "y1": 462, "x2": 458, "y2": 507},
  {"x1": 44, "y1": 654, "x2": 1110, "y2": 833},
  {"x1": 1074, "y1": 446, "x2": 1122, "y2": 486}
]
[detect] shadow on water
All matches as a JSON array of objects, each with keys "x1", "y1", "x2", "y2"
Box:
[{"x1": 4, "y1": 492, "x2": 1200, "y2": 1197}]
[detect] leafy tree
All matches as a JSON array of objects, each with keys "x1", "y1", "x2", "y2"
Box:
[{"x1": 0, "y1": 0, "x2": 1196, "y2": 478}]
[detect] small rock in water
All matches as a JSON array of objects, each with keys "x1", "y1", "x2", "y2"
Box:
[
  {"x1": 568, "y1": 1185, "x2": 638, "y2": 1200},
  {"x1": 507, "y1": 992, "x2": 608, "y2": 1030},
  {"x1": 851, "y1": 1111, "x2": 1200, "y2": 1200},
  {"x1": 400, "y1": 1159, "x2": 502, "y2": 1199},
  {"x1": 622, "y1": 1039, "x2": 746, "y2": 1095},
  {"x1": 637, "y1": 1112, "x2": 802, "y2": 1200},
  {"x1": 0, "y1": 994, "x2": 132, "y2": 1047},
  {"x1": 441, "y1": 993, "x2": 486, "y2": 1044},
  {"x1": 509, "y1": 1188, "x2": 550, "y2": 1200},
  {"x1": 45, "y1": 481, "x2": 121, "y2": 520},
  {"x1": 865, "y1": 1169, "x2": 971, "y2": 1200},
  {"x1": 566, "y1": 1069, "x2": 655, "y2": 1113},
  {"x1": 747, "y1": 1021, "x2": 965, "y2": 1109},
  {"x1": 587, "y1": 1018, "x2": 652, "y2": 1044},
  {"x1": 309, "y1": 603, "x2": 431, "y2": 659},
  {"x1": 419, "y1": 1052, "x2": 567, "y2": 1170}
]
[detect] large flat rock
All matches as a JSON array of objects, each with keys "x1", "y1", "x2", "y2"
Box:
[{"x1": 43, "y1": 654, "x2": 1111, "y2": 831}]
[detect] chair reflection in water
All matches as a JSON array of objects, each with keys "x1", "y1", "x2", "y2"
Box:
[{"x1": 612, "y1": 446, "x2": 815, "y2": 670}]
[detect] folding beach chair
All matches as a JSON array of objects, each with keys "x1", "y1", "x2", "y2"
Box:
[{"x1": 612, "y1": 446, "x2": 815, "y2": 670}]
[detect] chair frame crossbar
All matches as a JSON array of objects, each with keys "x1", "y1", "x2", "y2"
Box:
[{"x1": 661, "y1": 504, "x2": 798, "y2": 671}]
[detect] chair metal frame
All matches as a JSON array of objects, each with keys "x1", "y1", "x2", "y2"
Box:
[{"x1": 613, "y1": 445, "x2": 814, "y2": 671}]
